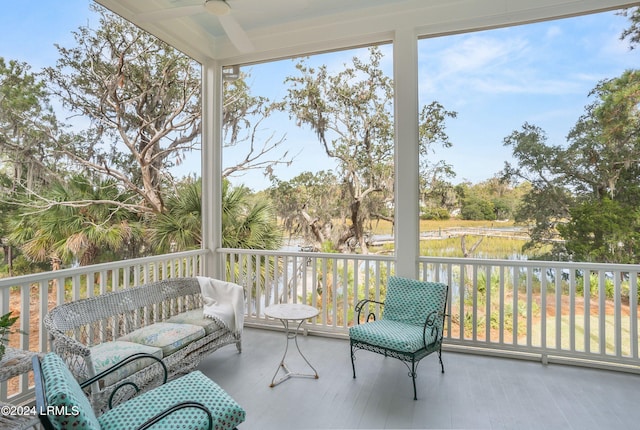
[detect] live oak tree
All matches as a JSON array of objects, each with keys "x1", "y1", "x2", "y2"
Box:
[
  {"x1": 502, "y1": 8, "x2": 640, "y2": 263},
  {"x1": 286, "y1": 46, "x2": 455, "y2": 253},
  {"x1": 285, "y1": 47, "x2": 393, "y2": 253},
  {"x1": 43, "y1": 4, "x2": 290, "y2": 216},
  {"x1": 503, "y1": 70, "x2": 640, "y2": 262},
  {"x1": 1, "y1": 5, "x2": 200, "y2": 269},
  {"x1": 222, "y1": 76, "x2": 292, "y2": 180},
  {"x1": 0, "y1": 59, "x2": 61, "y2": 191},
  {"x1": 269, "y1": 171, "x2": 343, "y2": 250},
  {"x1": 43, "y1": 4, "x2": 201, "y2": 215},
  {"x1": 619, "y1": 6, "x2": 640, "y2": 49},
  {"x1": 0, "y1": 58, "x2": 65, "y2": 273},
  {"x1": 418, "y1": 101, "x2": 457, "y2": 217}
]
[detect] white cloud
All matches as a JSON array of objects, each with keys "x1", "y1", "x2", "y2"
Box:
[
  {"x1": 419, "y1": 34, "x2": 534, "y2": 100},
  {"x1": 438, "y1": 35, "x2": 529, "y2": 77},
  {"x1": 545, "y1": 25, "x2": 563, "y2": 40}
]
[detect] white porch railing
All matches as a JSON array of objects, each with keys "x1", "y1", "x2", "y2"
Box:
[
  {"x1": 2, "y1": 247, "x2": 639, "y2": 404},
  {"x1": 0, "y1": 249, "x2": 206, "y2": 405},
  {"x1": 220, "y1": 248, "x2": 640, "y2": 372},
  {"x1": 418, "y1": 257, "x2": 640, "y2": 370},
  {"x1": 221, "y1": 248, "x2": 395, "y2": 335}
]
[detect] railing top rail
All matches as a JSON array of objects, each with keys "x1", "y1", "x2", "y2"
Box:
[
  {"x1": 220, "y1": 247, "x2": 640, "y2": 271},
  {"x1": 217, "y1": 247, "x2": 395, "y2": 262},
  {"x1": 419, "y1": 255, "x2": 640, "y2": 271},
  {"x1": 0, "y1": 249, "x2": 208, "y2": 288}
]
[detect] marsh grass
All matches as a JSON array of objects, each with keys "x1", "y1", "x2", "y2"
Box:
[
  {"x1": 367, "y1": 219, "x2": 545, "y2": 259},
  {"x1": 419, "y1": 235, "x2": 548, "y2": 259},
  {"x1": 369, "y1": 219, "x2": 513, "y2": 236}
]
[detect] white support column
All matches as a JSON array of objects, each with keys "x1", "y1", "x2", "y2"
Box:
[
  {"x1": 201, "y1": 60, "x2": 224, "y2": 278},
  {"x1": 393, "y1": 28, "x2": 420, "y2": 279}
]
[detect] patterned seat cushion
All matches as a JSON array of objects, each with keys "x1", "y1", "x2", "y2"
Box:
[
  {"x1": 349, "y1": 319, "x2": 438, "y2": 353},
  {"x1": 119, "y1": 322, "x2": 205, "y2": 356},
  {"x1": 89, "y1": 341, "x2": 164, "y2": 388},
  {"x1": 98, "y1": 370, "x2": 245, "y2": 430},
  {"x1": 166, "y1": 309, "x2": 224, "y2": 335},
  {"x1": 40, "y1": 353, "x2": 101, "y2": 429}
]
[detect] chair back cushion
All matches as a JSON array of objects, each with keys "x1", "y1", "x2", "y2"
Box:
[
  {"x1": 40, "y1": 353, "x2": 100, "y2": 429},
  {"x1": 383, "y1": 276, "x2": 448, "y2": 326}
]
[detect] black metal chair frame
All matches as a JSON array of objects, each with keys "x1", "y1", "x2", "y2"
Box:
[
  {"x1": 32, "y1": 353, "x2": 214, "y2": 430},
  {"x1": 350, "y1": 283, "x2": 449, "y2": 400}
]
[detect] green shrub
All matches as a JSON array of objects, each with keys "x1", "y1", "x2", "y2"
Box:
[{"x1": 420, "y1": 207, "x2": 450, "y2": 220}]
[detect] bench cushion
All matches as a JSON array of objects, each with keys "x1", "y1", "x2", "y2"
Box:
[
  {"x1": 349, "y1": 319, "x2": 437, "y2": 353},
  {"x1": 119, "y1": 322, "x2": 205, "y2": 356},
  {"x1": 41, "y1": 353, "x2": 100, "y2": 429},
  {"x1": 89, "y1": 341, "x2": 164, "y2": 388},
  {"x1": 98, "y1": 370, "x2": 245, "y2": 430},
  {"x1": 166, "y1": 309, "x2": 224, "y2": 335}
]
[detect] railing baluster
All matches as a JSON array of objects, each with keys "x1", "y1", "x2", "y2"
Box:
[
  {"x1": 614, "y1": 271, "x2": 622, "y2": 358},
  {"x1": 511, "y1": 266, "x2": 518, "y2": 346},
  {"x1": 630, "y1": 272, "x2": 639, "y2": 360},
  {"x1": 525, "y1": 266, "x2": 532, "y2": 348},
  {"x1": 342, "y1": 257, "x2": 349, "y2": 328},
  {"x1": 583, "y1": 269, "x2": 590, "y2": 354},
  {"x1": 320, "y1": 257, "x2": 328, "y2": 325},
  {"x1": 485, "y1": 264, "x2": 491, "y2": 343},
  {"x1": 471, "y1": 263, "x2": 478, "y2": 341},
  {"x1": 599, "y1": 270, "x2": 606, "y2": 355},
  {"x1": 302, "y1": 255, "x2": 309, "y2": 306},
  {"x1": 540, "y1": 267, "x2": 548, "y2": 352},
  {"x1": 39, "y1": 281, "x2": 49, "y2": 352},
  {"x1": 569, "y1": 268, "x2": 576, "y2": 353},
  {"x1": 282, "y1": 255, "x2": 290, "y2": 303},
  {"x1": 310, "y1": 256, "x2": 317, "y2": 311},
  {"x1": 498, "y1": 265, "x2": 505, "y2": 345},
  {"x1": 331, "y1": 257, "x2": 338, "y2": 328}
]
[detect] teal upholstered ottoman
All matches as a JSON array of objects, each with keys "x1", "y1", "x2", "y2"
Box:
[
  {"x1": 99, "y1": 370, "x2": 245, "y2": 429},
  {"x1": 35, "y1": 352, "x2": 245, "y2": 430}
]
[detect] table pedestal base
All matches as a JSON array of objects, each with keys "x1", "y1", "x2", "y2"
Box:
[{"x1": 269, "y1": 318, "x2": 319, "y2": 387}]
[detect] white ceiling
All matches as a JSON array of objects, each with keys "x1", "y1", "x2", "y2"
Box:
[{"x1": 96, "y1": 0, "x2": 639, "y2": 65}]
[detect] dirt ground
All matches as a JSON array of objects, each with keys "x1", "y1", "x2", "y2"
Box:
[{"x1": 4, "y1": 285, "x2": 58, "y2": 396}]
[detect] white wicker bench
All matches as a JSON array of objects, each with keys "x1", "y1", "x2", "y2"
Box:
[{"x1": 44, "y1": 277, "x2": 242, "y2": 414}]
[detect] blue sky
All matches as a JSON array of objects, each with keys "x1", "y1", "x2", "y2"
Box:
[
  {"x1": 2, "y1": 2, "x2": 638, "y2": 190},
  {"x1": 419, "y1": 12, "x2": 638, "y2": 184},
  {"x1": 0, "y1": 1, "x2": 97, "y2": 70}
]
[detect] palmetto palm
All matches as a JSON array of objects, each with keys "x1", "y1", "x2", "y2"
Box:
[
  {"x1": 221, "y1": 179, "x2": 283, "y2": 295},
  {"x1": 9, "y1": 175, "x2": 141, "y2": 268},
  {"x1": 150, "y1": 179, "x2": 282, "y2": 294},
  {"x1": 149, "y1": 179, "x2": 203, "y2": 253},
  {"x1": 150, "y1": 178, "x2": 282, "y2": 252},
  {"x1": 221, "y1": 180, "x2": 282, "y2": 250}
]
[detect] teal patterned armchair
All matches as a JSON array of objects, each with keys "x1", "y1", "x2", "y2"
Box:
[
  {"x1": 349, "y1": 276, "x2": 449, "y2": 400},
  {"x1": 33, "y1": 352, "x2": 245, "y2": 430}
]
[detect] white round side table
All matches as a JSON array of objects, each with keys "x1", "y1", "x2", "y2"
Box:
[{"x1": 263, "y1": 303, "x2": 320, "y2": 387}]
